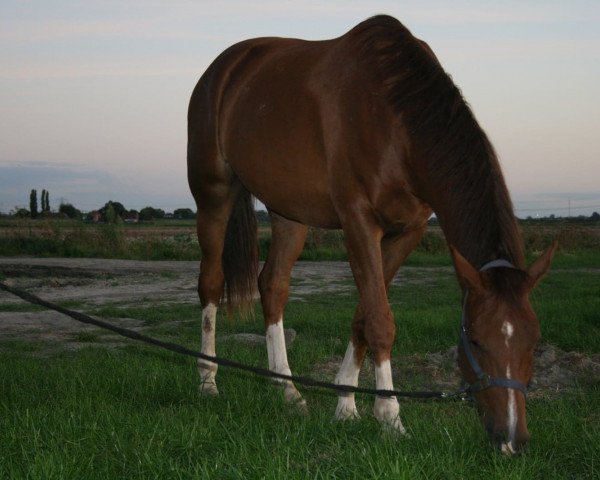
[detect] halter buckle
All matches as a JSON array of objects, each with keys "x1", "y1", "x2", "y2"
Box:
[{"x1": 477, "y1": 372, "x2": 491, "y2": 389}]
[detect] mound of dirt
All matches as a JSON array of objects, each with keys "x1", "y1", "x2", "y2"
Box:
[{"x1": 316, "y1": 343, "x2": 600, "y2": 399}]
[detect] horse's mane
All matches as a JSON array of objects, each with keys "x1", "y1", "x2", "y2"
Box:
[{"x1": 351, "y1": 15, "x2": 525, "y2": 271}]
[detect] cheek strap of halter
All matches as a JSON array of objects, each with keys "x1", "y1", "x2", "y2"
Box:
[{"x1": 460, "y1": 259, "x2": 528, "y2": 395}]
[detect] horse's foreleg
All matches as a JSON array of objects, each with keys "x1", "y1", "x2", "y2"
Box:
[
  {"x1": 373, "y1": 228, "x2": 427, "y2": 431},
  {"x1": 336, "y1": 210, "x2": 413, "y2": 434},
  {"x1": 334, "y1": 336, "x2": 366, "y2": 420},
  {"x1": 258, "y1": 213, "x2": 308, "y2": 409}
]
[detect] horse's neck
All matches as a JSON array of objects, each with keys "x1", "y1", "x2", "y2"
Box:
[{"x1": 432, "y1": 184, "x2": 525, "y2": 270}]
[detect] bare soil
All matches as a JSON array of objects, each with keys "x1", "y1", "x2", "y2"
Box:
[{"x1": 1, "y1": 257, "x2": 597, "y2": 397}]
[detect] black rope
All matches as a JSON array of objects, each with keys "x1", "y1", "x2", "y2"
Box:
[{"x1": 0, "y1": 281, "x2": 465, "y2": 400}]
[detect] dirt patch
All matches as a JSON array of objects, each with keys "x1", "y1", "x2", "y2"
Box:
[
  {"x1": 1, "y1": 257, "x2": 598, "y2": 397},
  {"x1": 0, "y1": 258, "x2": 445, "y2": 307},
  {"x1": 0, "y1": 310, "x2": 144, "y2": 354},
  {"x1": 314, "y1": 343, "x2": 600, "y2": 399},
  {"x1": 0, "y1": 259, "x2": 200, "y2": 307}
]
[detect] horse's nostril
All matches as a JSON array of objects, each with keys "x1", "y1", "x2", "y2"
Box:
[
  {"x1": 515, "y1": 433, "x2": 530, "y2": 452},
  {"x1": 517, "y1": 440, "x2": 529, "y2": 453},
  {"x1": 493, "y1": 432, "x2": 529, "y2": 456}
]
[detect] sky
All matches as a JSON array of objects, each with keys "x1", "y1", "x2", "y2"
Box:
[{"x1": 1, "y1": 0, "x2": 599, "y2": 218}]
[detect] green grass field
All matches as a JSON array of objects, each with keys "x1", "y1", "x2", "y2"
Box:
[{"x1": 1, "y1": 260, "x2": 598, "y2": 478}]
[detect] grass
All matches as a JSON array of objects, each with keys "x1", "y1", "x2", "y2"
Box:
[
  {"x1": 1, "y1": 349, "x2": 598, "y2": 479},
  {"x1": 1, "y1": 219, "x2": 599, "y2": 262},
  {"x1": 1, "y1": 263, "x2": 599, "y2": 478}
]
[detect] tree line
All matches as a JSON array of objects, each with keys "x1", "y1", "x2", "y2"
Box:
[
  {"x1": 10, "y1": 190, "x2": 599, "y2": 225},
  {"x1": 26, "y1": 189, "x2": 51, "y2": 218},
  {"x1": 11, "y1": 190, "x2": 196, "y2": 222}
]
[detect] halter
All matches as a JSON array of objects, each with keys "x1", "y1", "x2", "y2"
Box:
[{"x1": 460, "y1": 259, "x2": 528, "y2": 395}]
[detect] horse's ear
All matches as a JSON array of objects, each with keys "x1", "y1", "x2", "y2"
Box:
[
  {"x1": 527, "y1": 241, "x2": 558, "y2": 290},
  {"x1": 450, "y1": 246, "x2": 484, "y2": 294}
]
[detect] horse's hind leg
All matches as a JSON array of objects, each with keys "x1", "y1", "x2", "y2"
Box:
[
  {"x1": 194, "y1": 187, "x2": 237, "y2": 396},
  {"x1": 258, "y1": 212, "x2": 308, "y2": 408}
]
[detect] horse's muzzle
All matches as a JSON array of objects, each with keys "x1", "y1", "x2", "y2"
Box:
[{"x1": 487, "y1": 427, "x2": 530, "y2": 456}]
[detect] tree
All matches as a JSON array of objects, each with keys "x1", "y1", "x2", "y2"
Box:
[
  {"x1": 29, "y1": 189, "x2": 38, "y2": 218},
  {"x1": 99, "y1": 201, "x2": 126, "y2": 220},
  {"x1": 173, "y1": 208, "x2": 195, "y2": 220},
  {"x1": 590, "y1": 212, "x2": 600, "y2": 222},
  {"x1": 40, "y1": 189, "x2": 50, "y2": 214},
  {"x1": 105, "y1": 203, "x2": 123, "y2": 224},
  {"x1": 59, "y1": 203, "x2": 82, "y2": 219},
  {"x1": 14, "y1": 208, "x2": 30, "y2": 218},
  {"x1": 139, "y1": 206, "x2": 165, "y2": 221}
]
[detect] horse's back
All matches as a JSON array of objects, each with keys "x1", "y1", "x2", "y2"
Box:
[
  {"x1": 188, "y1": 16, "x2": 431, "y2": 228},
  {"x1": 189, "y1": 33, "x2": 345, "y2": 226}
]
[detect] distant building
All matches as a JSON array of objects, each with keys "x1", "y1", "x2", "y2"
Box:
[
  {"x1": 123, "y1": 211, "x2": 139, "y2": 223},
  {"x1": 88, "y1": 210, "x2": 102, "y2": 223}
]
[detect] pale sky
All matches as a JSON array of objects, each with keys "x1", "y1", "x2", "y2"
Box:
[{"x1": 1, "y1": 0, "x2": 599, "y2": 217}]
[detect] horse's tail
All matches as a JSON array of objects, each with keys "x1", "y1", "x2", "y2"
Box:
[{"x1": 222, "y1": 188, "x2": 259, "y2": 318}]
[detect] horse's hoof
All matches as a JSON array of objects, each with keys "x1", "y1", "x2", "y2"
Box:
[
  {"x1": 335, "y1": 401, "x2": 361, "y2": 421},
  {"x1": 199, "y1": 382, "x2": 219, "y2": 396},
  {"x1": 293, "y1": 397, "x2": 309, "y2": 415},
  {"x1": 380, "y1": 418, "x2": 408, "y2": 436},
  {"x1": 284, "y1": 384, "x2": 307, "y2": 414},
  {"x1": 374, "y1": 397, "x2": 406, "y2": 435}
]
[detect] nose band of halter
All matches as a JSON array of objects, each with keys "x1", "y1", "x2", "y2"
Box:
[{"x1": 460, "y1": 259, "x2": 528, "y2": 395}]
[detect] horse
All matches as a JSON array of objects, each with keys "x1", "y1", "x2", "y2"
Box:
[{"x1": 187, "y1": 15, "x2": 556, "y2": 454}]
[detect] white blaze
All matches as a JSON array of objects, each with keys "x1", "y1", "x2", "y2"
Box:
[
  {"x1": 501, "y1": 320, "x2": 514, "y2": 347},
  {"x1": 501, "y1": 319, "x2": 518, "y2": 452},
  {"x1": 506, "y1": 365, "x2": 517, "y2": 443}
]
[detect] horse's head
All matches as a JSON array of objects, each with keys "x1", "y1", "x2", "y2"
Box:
[{"x1": 451, "y1": 243, "x2": 557, "y2": 455}]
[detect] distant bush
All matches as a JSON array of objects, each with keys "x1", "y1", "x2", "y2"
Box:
[{"x1": 1, "y1": 219, "x2": 598, "y2": 262}]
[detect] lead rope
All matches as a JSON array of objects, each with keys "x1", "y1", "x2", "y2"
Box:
[{"x1": 0, "y1": 281, "x2": 466, "y2": 401}]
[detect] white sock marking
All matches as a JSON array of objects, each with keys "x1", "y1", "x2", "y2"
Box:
[
  {"x1": 373, "y1": 360, "x2": 405, "y2": 434},
  {"x1": 266, "y1": 319, "x2": 292, "y2": 377},
  {"x1": 266, "y1": 319, "x2": 304, "y2": 404},
  {"x1": 201, "y1": 303, "x2": 217, "y2": 357},
  {"x1": 198, "y1": 303, "x2": 218, "y2": 394},
  {"x1": 335, "y1": 342, "x2": 361, "y2": 419},
  {"x1": 375, "y1": 359, "x2": 395, "y2": 392}
]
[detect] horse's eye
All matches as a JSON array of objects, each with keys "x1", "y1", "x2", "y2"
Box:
[{"x1": 470, "y1": 339, "x2": 482, "y2": 349}]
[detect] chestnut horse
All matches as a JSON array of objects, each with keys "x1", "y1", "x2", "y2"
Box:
[{"x1": 187, "y1": 15, "x2": 556, "y2": 454}]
